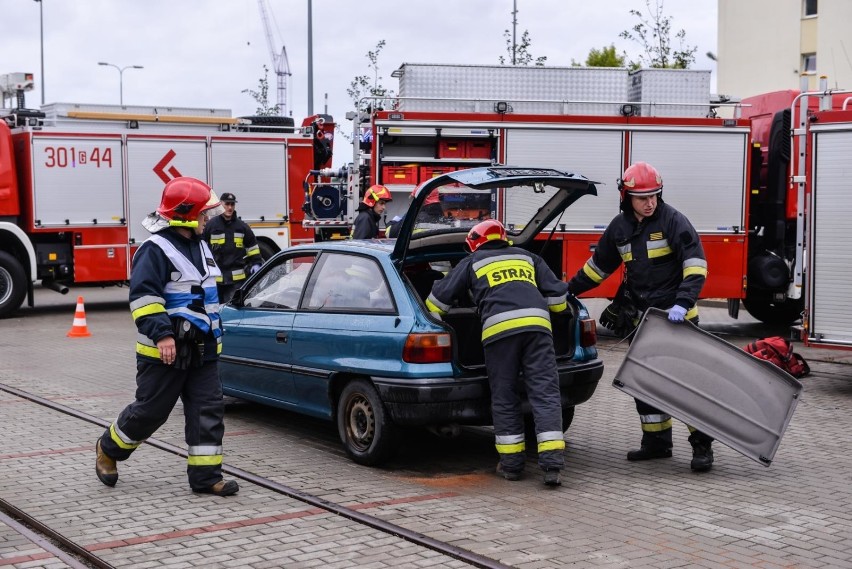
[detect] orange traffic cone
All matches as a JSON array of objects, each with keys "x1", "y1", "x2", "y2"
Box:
[{"x1": 67, "y1": 296, "x2": 92, "y2": 337}]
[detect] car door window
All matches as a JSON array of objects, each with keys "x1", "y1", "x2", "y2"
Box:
[
  {"x1": 303, "y1": 253, "x2": 395, "y2": 312},
  {"x1": 242, "y1": 254, "x2": 316, "y2": 309}
]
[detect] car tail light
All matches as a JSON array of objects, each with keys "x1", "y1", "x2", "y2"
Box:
[
  {"x1": 579, "y1": 318, "x2": 597, "y2": 347},
  {"x1": 403, "y1": 333, "x2": 452, "y2": 363}
]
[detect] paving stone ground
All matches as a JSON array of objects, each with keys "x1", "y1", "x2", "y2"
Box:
[{"x1": 1, "y1": 288, "x2": 851, "y2": 568}]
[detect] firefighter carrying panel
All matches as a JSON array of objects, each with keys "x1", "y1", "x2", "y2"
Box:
[
  {"x1": 809, "y1": 128, "x2": 852, "y2": 345},
  {"x1": 30, "y1": 135, "x2": 125, "y2": 227},
  {"x1": 614, "y1": 308, "x2": 802, "y2": 467}
]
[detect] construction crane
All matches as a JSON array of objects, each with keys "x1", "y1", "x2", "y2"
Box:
[{"x1": 257, "y1": 0, "x2": 291, "y2": 116}]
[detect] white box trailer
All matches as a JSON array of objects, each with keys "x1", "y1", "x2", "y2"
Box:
[
  {"x1": 394, "y1": 63, "x2": 630, "y2": 116},
  {"x1": 628, "y1": 69, "x2": 712, "y2": 118}
]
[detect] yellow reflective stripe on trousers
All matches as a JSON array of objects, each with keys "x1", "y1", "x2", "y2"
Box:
[
  {"x1": 495, "y1": 441, "x2": 526, "y2": 454},
  {"x1": 187, "y1": 455, "x2": 223, "y2": 466},
  {"x1": 640, "y1": 418, "x2": 673, "y2": 432},
  {"x1": 110, "y1": 423, "x2": 141, "y2": 450},
  {"x1": 187, "y1": 444, "x2": 223, "y2": 466},
  {"x1": 538, "y1": 439, "x2": 566, "y2": 452},
  {"x1": 482, "y1": 316, "x2": 551, "y2": 342}
]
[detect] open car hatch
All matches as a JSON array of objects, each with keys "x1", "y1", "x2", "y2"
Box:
[
  {"x1": 613, "y1": 308, "x2": 803, "y2": 466},
  {"x1": 390, "y1": 166, "x2": 597, "y2": 263}
]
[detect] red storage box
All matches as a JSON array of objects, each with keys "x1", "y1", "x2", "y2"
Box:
[
  {"x1": 465, "y1": 139, "x2": 491, "y2": 159},
  {"x1": 438, "y1": 139, "x2": 465, "y2": 158},
  {"x1": 419, "y1": 165, "x2": 456, "y2": 181},
  {"x1": 382, "y1": 164, "x2": 418, "y2": 185}
]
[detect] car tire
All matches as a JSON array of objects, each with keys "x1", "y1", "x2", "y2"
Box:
[{"x1": 337, "y1": 379, "x2": 399, "y2": 466}]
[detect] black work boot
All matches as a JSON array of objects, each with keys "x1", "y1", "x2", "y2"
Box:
[
  {"x1": 496, "y1": 462, "x2": 522, "y2": 481},
  {"x1": 95, "y1": 439, "x2": 118, "y2": 487},
  {"x1": 626, "y1": 446, "x2": 672, "y2": 461},
  {"x1": 193, "y1": 479, "x2": 240, "y2": 496},
  {"x1": 543, "y1": 469, "x2": 562, "y2": 487},
  {"x1": 690, "y1": 441, "x2": 714, "y2": 472}
]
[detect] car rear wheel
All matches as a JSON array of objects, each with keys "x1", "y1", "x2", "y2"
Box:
[{"x1": 337, "y1": 379, "x2": 398, "y2": 466}]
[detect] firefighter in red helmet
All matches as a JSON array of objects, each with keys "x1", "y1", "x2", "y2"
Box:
[
  {"x1": 96, "y1": 177, "x2": 240, "y2": 496},
  {"x1": 427, "y1": 219, "x2": 570, "y2": 487},
  {"x1": 567, "y1": 161, "x2": 715, "y2": 472},
  {"x1": 352, "y1": 184, "x2": 393, "y2": 239}
]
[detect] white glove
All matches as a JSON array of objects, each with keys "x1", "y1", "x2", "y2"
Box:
[
  {"x1": 249, "y1": 264, "x2": 261, "y2": 275},
  {"x1": 668, "y1": 305, "x2": 687, "y2": 323}
]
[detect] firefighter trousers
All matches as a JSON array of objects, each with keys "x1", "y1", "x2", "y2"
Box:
[
  {"x1": 483, "y1": 331, "x2": 565, "y2": 473},
  {"x1": 99, "y1": 360, "x2": 226, "y2": 490}
]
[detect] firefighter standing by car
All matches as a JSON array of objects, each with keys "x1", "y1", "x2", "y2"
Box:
[
  {"x1": 351, "y1": 184, "x2": 392, "y2": 239},
  {"x1": 95, "y1": 177, "x2": 240, "y2": 496},
  {"x1": 566, "y1": 161, "x2": 715, "y2": 472},
  {"x1": 202, "y1": 192, "x2": 263, "y2": 303},
  {"x1": 426, "y1": 219, "x2": 569, "y2": 487}
]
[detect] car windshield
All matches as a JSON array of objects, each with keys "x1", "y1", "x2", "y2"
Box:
[{"x1": 411, "y1": 184, "x2": 493, "y2": 237}]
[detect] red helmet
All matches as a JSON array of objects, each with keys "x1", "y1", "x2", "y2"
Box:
[
  {"x1": 618, "y1": 162, "x2": 663, "y2": 199},
  {"x1": 466, "y1": 219, "x2": 508, "y2": 252},
  {"x1": 363, "y1": 184, "x2": 393, "y2": 207},
  {"x1": 411, "y1": 181, "x2": 440, "y2": 206},
  {"x1": 156, "y1": 177, "x2": 223, "y2": 227}
]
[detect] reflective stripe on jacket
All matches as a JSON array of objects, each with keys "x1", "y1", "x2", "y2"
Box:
[
  {"x1": 202, "y1": 213, "x2": 262, "y2": 284},
  {"x1": 129, "y1": 231, "x2": 222, "y2": 362},
  {"x1": 427, "y1": 244, "x2": 569, "y2": 346},
  {"x1": 567, "y1": 201, "x2": 707, "y2": 313}
]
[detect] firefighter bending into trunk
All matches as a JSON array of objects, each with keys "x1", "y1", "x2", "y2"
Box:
[
  {"x1": 567, "y1": 161, "x2": 715, "y2": 472},
  {"x1": 426, "y1": 219, "x2": 569, "y2": 487},
  {"x1": 95, "y1": 177, "x2": 240, "y2": 496}
]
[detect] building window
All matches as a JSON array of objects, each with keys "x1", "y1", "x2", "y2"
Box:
[
  {"x1": 802, "y1": 53, "x2": 817, "y2": 74},
  {"x1": 803, "y1": 0, "x2": 817, "y2": 17}
]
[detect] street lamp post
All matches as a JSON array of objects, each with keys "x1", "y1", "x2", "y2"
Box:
[{"x1": 97, "y1": 62, "x2": 143, "y2": 106}]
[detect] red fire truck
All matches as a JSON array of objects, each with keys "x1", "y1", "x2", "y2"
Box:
[
  {"x1": 0, "y1": 73, "x2": 333, "y2": 318},
  {"x1": 304, "y1": 64, "x2": 794, "y2": 323},
  {"x1": 745, "y1": 81, "x2": 852, "y2": 349}
]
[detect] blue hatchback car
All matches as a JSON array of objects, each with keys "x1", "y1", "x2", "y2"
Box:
[{"x1": 220, "y1": 167, "x2": 604, "y2": 465}]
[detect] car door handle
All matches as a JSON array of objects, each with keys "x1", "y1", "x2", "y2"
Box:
[{"x1": 276, "y1": 331, "x2": 288, "y2": 343}]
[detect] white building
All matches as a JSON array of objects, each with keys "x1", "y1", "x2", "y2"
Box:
[{"x1": 717, "y1": 0, "x2": 852, "y2": 99}]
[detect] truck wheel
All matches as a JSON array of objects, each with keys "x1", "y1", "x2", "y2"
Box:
[
  {"x1": 0, "y1": 251, "x2": 27, "y2": 319},
  {"x1": 257, "y1": 240, "x2": 277, "y2": 262},
  {"x1": 742, "y1": 295, "x2": 804, "y2": 326},
  {"x1": 337, "y1": 379, "x2": 398, "y2": 466}
]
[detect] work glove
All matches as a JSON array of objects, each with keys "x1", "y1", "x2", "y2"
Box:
[
  {"x1": 599, "y1": 302, "x2": 620, "y2": 330},
  {"x1": 668, "y1": 305, "x2": 688, "y2": 323},
  {"x1": 249, "y1": 264, "x2": 261, "y2": 275}
]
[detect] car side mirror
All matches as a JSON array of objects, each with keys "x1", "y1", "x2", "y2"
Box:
[{"x1": 230, "y1": 288, "x2": 246, "y2": 307}]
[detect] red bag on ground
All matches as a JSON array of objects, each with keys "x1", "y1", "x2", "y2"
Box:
[{"x1": 744, "y1": 336, "x2": 810, "y2": 378}]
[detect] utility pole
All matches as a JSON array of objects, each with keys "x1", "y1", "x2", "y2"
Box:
[
  {"x1": 511, "y1": 0, "x2": 518, "y2": 65},
  {"x1": 307, "y1": 0, "x2": 314, "y2": 116},
  {"x1": 34, "y1": 0, "x2": 44, "y2": 105}
]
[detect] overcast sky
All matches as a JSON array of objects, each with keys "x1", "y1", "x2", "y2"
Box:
[{"x1": 5, "y1": 1, "x2": 717, "y2": 142}]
